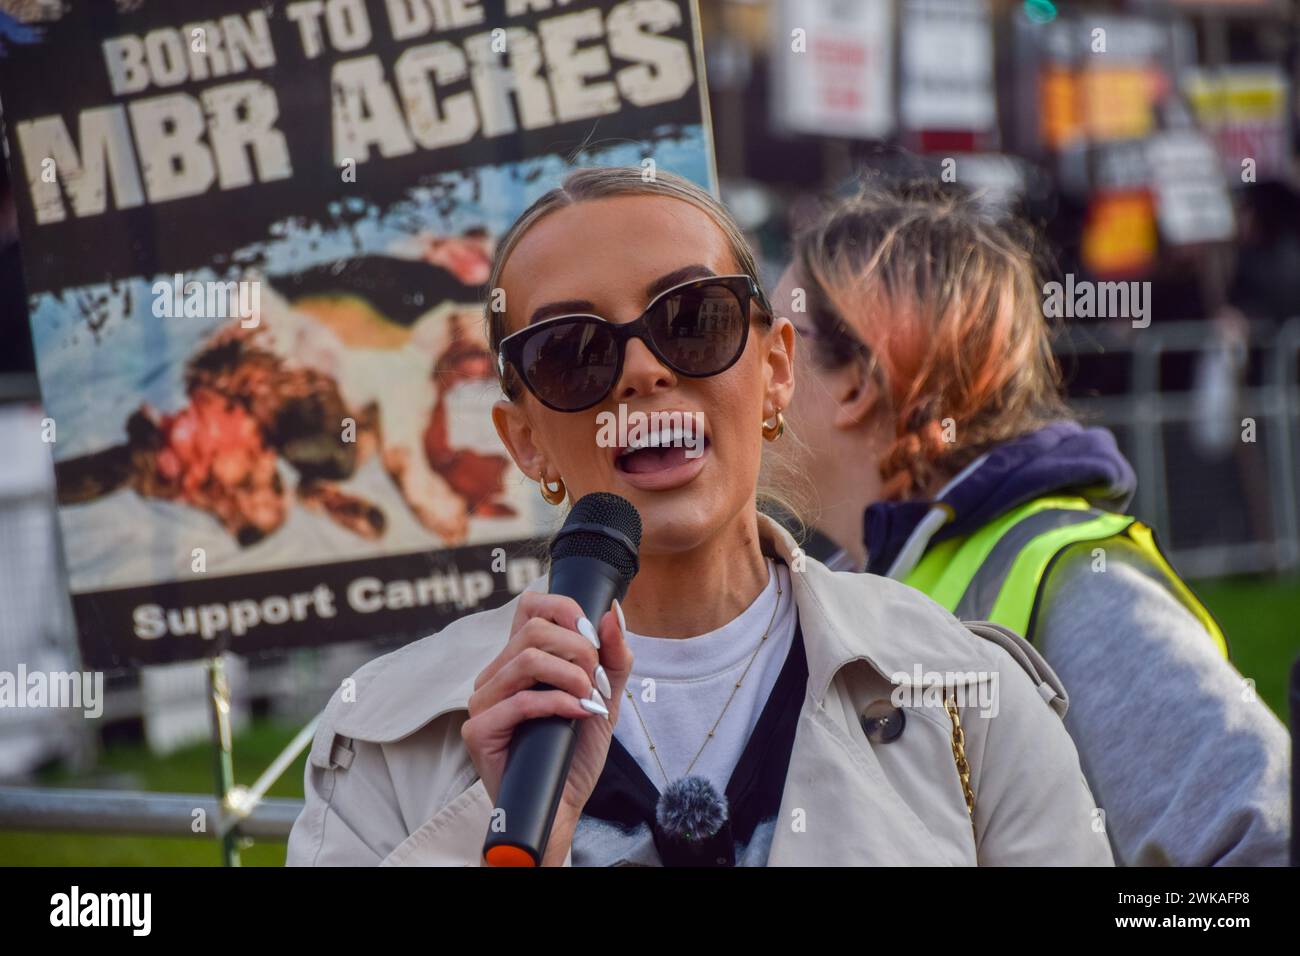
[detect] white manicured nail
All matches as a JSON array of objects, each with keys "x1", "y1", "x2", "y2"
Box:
[
  {"x1": 594, "y1": 665, "x2": 612, "y2": 700},
  {"x1": 613, "y1": 598, "x2": 626, "y2": 636},
  {"x1": 577, "y1": 616, "x2": 600, "y2": 650},
  {"x1": 580, "y1": 692, "x2": 609, "y2": 718}
]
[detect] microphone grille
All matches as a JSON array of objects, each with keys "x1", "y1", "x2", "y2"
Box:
[{"x1": 550, "y1": 492, "x2": 642, "y2": 580}]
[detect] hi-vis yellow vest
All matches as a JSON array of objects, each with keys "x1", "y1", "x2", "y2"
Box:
[{"x1": 902, "y1": 494, "x2": 1229, "y2": 657}]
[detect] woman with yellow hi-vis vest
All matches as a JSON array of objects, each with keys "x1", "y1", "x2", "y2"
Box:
[{"x1": 773, "y1": 178, "x2": 1289, "y2": 866}]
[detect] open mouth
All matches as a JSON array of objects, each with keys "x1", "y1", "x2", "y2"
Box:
[
  {"x1": 616, "y1": 437, "x2": 711, "y2": 474},
  {"x1": 612, "y1": 417, "x2": 711, "y2": 487}
]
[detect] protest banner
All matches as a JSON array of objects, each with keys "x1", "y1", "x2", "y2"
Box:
[{"x1": 0, "y1": 0, "x2": 715, "y2": 668}]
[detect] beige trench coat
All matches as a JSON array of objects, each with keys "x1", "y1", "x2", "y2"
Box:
[{"x1": 286, "y1": 514, "x2": 1114, "y2": 866}]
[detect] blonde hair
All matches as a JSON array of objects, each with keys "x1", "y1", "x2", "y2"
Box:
[{"x1": 794, "y1": 179, "x2": 1070, "y2": 500}]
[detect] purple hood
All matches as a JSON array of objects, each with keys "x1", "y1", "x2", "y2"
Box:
[{"x1": 863, "y1": 422, "x2": 1137, "y2": 576}]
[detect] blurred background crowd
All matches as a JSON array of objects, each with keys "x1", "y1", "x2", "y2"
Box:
[{"x1": 698, "y1": 0, "x2": 1300, "y2": 580}]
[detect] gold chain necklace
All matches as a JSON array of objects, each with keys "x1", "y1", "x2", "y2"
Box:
[{"x1": 622, "y1": 561, "x2": 784, "y2": 789}]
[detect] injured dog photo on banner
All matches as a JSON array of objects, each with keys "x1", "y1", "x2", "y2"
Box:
[{"x1": 0, "y1": 0, "x2": 716, "y2": 667}]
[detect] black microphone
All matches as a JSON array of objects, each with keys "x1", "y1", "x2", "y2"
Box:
[{"x1": 482, "y1": 492, "x2": 641, "y2": 866}]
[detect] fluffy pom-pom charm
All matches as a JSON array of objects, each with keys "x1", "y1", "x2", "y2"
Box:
[{"x1": 652, "y1": 776, "x2": 735, "y2": 867}]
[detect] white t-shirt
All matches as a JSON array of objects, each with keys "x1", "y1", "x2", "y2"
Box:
[{"x1": 613, "y1": 559, "x2": 796, "y2": 796}]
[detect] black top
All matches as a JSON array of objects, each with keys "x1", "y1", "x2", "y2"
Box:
[{"x1": 573, "y1": 620, "x2": 809, "y2": 866}]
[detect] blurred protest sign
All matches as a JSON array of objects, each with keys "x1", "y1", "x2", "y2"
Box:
[
  {"x1": 1154, "y1": 128, "x2": 1232, "y2": 244},
  {"x1": 1036, "y1": 14, "x2": 1174, "y2": 152},
  {"x1": 0, "y1": 0, "x2": 715, "y2": 669},
  {"x1": 899, "y1": 0, "x2": 997, "y2": 151},
  {"x1": 770, "y1": 0, "x2": 894, "y2": 140},
  {"x1": 1185, "y1": 65, "x2": 1290, "y2": 183},
  {"x1": 1082, "y1": 190, "x2": 1160, "y2": 277},
  {"x1": 1147, "y1": 130, "x2": 1236, "y2": 246}
]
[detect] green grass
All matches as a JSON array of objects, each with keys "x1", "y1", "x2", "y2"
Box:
[
  {"x1": 0, "y1": 719, "x2": 306, "y2": 866},
  {"x1": 2, "y1": 575, "x2": 1295, "y2": 866},
  {"x1": 1190, "y1": 574, "x2": 1299, "y2": 723}
]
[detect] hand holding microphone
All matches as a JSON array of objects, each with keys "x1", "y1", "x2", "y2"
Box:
[
  {"x1": 464, "y1": 493, "x2": 641, "y2": 866},
  {"x1": 462, "y1": 590, "x2": 629, "y2": 864}
]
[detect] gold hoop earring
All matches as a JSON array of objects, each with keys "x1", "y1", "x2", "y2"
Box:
[
  {"x1": 762, "y1": 410, "x2": 785, "y2": 442},
  {"x1": 539, "y1": 474, "x2": 567, "y2": 505}
]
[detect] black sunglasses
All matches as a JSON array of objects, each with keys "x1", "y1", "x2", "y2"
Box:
[{"x1": 497, "y1": 274, "x2": 772, "y2": 412}]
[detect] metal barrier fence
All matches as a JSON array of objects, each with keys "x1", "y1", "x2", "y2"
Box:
[
  {"x1": 1055, "y1": 317, "x2": 1300, "y2": 579},
  {"x1": 0, "y1": 786, "x2": 301, "y2": 841}
]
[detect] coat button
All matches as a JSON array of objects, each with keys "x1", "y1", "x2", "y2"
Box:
[{"x1": 860, "y1": 700, "x2": 906, "y2": 743}]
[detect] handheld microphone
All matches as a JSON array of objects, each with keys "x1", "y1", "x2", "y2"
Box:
[{"x1": 482, "y1": 492, "x2": 642, "y2": 866}]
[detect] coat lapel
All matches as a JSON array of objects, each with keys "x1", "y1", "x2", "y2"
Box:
[
  {"x1": 381, "y1": 778, "x2": 495, "y2": 867},
  {"x1": 760, "y1": 514, "x2": 978, "y2": 865},
  {"x1": 767, "y1": 695, "x2": 957, "y2": 865}
]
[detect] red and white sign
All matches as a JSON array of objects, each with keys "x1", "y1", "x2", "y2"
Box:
[{"x1": 770, "y1": 0, "x2": 894, "y2": 139}]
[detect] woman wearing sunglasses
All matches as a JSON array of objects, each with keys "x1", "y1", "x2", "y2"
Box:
[
  {"x1": 287, "y1": 168, "x2": 1112, "y2": 867},
  {"x1": 775, "y1": 179, "x2": 1289, "y2": 866}
]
